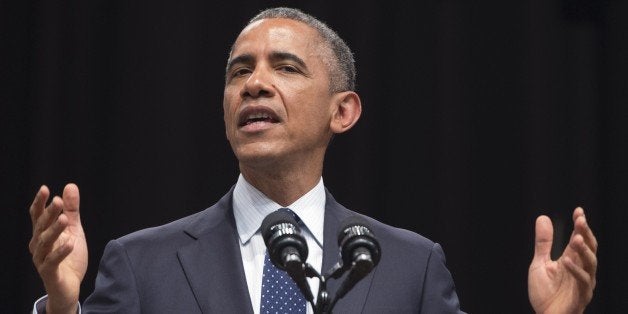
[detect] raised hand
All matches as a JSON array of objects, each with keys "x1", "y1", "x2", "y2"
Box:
[
  {"x1": 528, "y1": 207, "x2": 597, "y2": 314},
  {"x1": 29, "y1": 184, "x2": 88, "y2": 314}
]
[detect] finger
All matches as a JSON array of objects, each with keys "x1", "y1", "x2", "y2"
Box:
[
  {"x1": 574, "y1": 208, "x2": 598, "y2": 254},
  {"x1": 562, "y1": 255, "x2": 596, "y2": 292},
  {"x1": 39, "y1": 237, "x2": 75, "y2": 274},
  {"x1": 570, "y1": 233, "x2": 598, "y2": 277},
  {"x1": 29, "y1": 185, "x2": 50, "y2": 227},
  {"x1": 572, "y1": 206, "x2": 585, "y2": 219},
  {"x1": 565, "y1": 207, "x2": 584, "y2": 240},
  {"x1": 62, "y1": 183, "x2": 81, "y2": 225},
  {"x1": 30, "y1": 197, "x2": 64, "y2": 253},
  {"x1": 533, "y1": 215, "x2": 554, "y2": 263},
  {"x1": 32, "y1": 213, "x2": 70, "y2": 263},
  {"x1": 37, "y1": 197, "x2": 64, "y2": 232}
]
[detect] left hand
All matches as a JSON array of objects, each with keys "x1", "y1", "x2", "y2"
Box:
[{"x1": 528, "y1": 207, "x2": 597, "y2": 314}]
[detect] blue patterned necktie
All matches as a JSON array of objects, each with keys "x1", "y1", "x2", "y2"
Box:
[{"x1": 260, "y1": 208, "x2": 307, "y2": 313}]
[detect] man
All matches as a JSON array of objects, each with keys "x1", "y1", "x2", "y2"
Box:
[{"x1": 29, "y1": 7, "x2": 597, "y2": 314}]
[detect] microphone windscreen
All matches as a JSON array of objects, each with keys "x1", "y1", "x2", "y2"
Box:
[
  {"x1": 261, "y1": 210, "x2": 300, "y2": 244},
  {"x1": 261, "y1": 209, "x2": 308, "y2": 270},
  {"x1": 337, "y1": 216, "x2": 373, "y2": 244},
  {"x1": 337, "y1": 216, "x2": 381, "y2": 267}
]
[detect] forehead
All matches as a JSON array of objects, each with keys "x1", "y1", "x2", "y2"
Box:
[{"x1": 230, "y1": 18, "x2": 323, "y2": 59}]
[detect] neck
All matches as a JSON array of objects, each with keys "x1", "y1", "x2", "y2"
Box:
[{"x1": 239, "y1": 160, "x2": 323, "y2": 206}]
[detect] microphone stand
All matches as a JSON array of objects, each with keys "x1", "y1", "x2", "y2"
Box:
[
  {"x1": 300, "y1": 263, "x2": 326, "y2": 313},
  {"x1": 302, "y1": 262, "x2": 351, "y2": 314}
]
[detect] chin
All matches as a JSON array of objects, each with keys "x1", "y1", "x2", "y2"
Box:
[{"x1": 234, "y1": 144, "x2": 281, "y2": 164}]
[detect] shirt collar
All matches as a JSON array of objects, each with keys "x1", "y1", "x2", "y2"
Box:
[{"x1": 233, "y1": 174, "x2": 325, "y2": 248}]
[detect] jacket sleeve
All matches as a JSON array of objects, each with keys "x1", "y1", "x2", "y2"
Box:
[
  {"x1": 419, "y1": 243, "x2": 466, "y2": 313},
  {"x1": 81, "y1": 239, "x2": 141, "y2": 314}
]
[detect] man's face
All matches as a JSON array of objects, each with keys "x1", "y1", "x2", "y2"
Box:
[{"x1": 223, "y1": 18, "x2": 336, "y2": 168}]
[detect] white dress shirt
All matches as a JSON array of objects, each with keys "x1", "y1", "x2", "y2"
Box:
[{"x1": 233, "y1": 174, "x2": 325, "y2": 314}]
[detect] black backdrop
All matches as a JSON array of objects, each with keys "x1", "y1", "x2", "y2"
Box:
[{"x1": 3, "y1": 0, "x2": 627, "y2": 312}]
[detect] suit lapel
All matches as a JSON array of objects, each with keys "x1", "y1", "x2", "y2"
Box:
[
  {"x1": 177, "y1": 189, "x2": 254, "y2": 314},
  {"x1": 322, "y1": 190, "x2": 376, "y2": 312}
]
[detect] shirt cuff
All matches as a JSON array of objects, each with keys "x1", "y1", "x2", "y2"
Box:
[{"x1": 33, "y1": 295, "x2": 81, "y2": 314}]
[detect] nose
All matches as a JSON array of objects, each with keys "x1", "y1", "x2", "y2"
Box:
[{"x1": 241, "y1": 66, "x2": 275, "y2": 99}]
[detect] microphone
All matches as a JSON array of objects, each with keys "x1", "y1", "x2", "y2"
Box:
[
  {"x1": 261, "y1": 209, "x2": 314, "y2": 303},
  {"x1": 333, "y1": 216, "x2": 381, "y2": 300}
]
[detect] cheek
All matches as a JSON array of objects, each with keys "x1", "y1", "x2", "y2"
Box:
[
  {"x1": 223, "y1": 86, "x2": 237, "y2": 111},
  {"x1": 222, "y1": 94, "x2": 238, "y2": 139},
  {"x1": 223, "y1": 84, "x2": 241, "y2": 112},
  {"x1": 294, "y1": 103, "x2": 333, "y2": 135}
]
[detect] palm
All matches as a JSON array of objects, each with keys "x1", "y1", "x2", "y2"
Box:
[
  {"x1": 529, "y1": 252, "x2": 582, "y2": 313},
  {"x1": 47, "y1": 222, "x2": 88, "y2": 302}
]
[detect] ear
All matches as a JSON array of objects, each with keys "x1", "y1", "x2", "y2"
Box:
[{"x1": 330, "y1": 91, "x2": 362, "y2": 134}]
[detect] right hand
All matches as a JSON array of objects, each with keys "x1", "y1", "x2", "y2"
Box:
[
  {"x1": 528, "y1": 207, "x2": 597, "y2": 314},
  {"x1": 29, "y1": 183, "x2": 88, "y2": 314}
]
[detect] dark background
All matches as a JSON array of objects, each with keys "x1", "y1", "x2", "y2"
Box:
[{"x1": 2, "y1": 0, "x2": 626, "y2": 312}]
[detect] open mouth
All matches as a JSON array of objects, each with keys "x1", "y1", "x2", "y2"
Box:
[{"x1": 239, "y1": 108, "x2": 279, "y2": 127}]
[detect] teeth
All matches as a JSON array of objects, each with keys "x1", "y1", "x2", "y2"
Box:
[{"x1": 247, "y1": 112, "x2": 270, "y2": 120}]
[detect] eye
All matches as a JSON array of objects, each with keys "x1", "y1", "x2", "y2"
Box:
[
  {"x1": 231, "y1": 67, "x2": 251, "y2": 78},
  {"x1": 277, "y1": 64, "x2": 300, "y2": 73}
]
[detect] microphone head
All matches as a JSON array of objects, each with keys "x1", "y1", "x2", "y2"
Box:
[
  {"x1": 337, "y1": 216, "x2": 381, "y2": 270},
  {"x1": 261, "y1": 210, "x2": 309, "y2": 270}
]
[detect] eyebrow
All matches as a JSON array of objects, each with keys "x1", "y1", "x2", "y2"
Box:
[
  {"x1": 269, "y1": 51, "x2": 307, "y2": 69},
  {"x1": 226, "y1": 54, "x2": 254, "y2": 73},
  {"x1": 226, "y1": 51, "x2": 308, "y2": 73}
]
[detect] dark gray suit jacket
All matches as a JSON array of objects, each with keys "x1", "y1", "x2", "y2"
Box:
[{"x1": 80, "y1": 187, "x2": 464, "y2": 313}]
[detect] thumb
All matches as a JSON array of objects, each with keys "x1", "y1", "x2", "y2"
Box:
[
  {"x1": 533, "y1": 215, "x2": 554, "y2": 263},
  {"x1": 62, "y1": 183, "x2": 81, "y2": 224}
]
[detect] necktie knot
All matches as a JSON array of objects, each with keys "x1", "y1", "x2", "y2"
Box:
[{"x1": 277, "y1": 207, "x2": 301, "y2": 224}]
